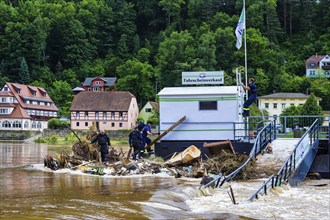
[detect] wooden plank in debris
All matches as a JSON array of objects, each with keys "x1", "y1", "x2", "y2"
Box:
[
  {"x1": 203, "y1": 139, "x2": 236, "y2": 157},
  {"x1": 144, "y1": 115, "x2": 186, "y2": 149}
]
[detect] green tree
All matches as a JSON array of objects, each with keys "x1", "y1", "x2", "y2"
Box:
[
  {"x1": 195, "y1": 24, "x2": 217, "y2": 70},
  {"x1": 116, "y1": 59, "x2": 157, "y2": 107},
  {"x1": 48, "y1": 80, "x2": 73, "y2": 116},
  {"x1": 300, "y1": 93, "x2": 322, "y2": 116},
  {"x1": 280, "y1": 105, "x2": 301, "y2": 128},
  {"x1": 19, "y1": 57, "x2": 30, "y2": 84},
  {"x1": 157, "y1": 31, "x2": 197, "y2": 88},
  {"x1": 159, "y1": 0, "x2": 185, "y2": 29},
  {"x1": 310, "y1": 78, "x2": 330, "y2": 110}
]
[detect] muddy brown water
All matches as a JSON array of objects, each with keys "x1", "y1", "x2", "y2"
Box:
[
  {"x1": 0, "y1": 142, "x2": 246, "y2": 220},
  {"x1": 1, "y1": 142, "x2": 329, "y2": 219}
]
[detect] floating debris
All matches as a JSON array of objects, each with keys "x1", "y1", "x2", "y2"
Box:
[{"x1": 43, "y1": 134, "x2": 253, "y2": 182}]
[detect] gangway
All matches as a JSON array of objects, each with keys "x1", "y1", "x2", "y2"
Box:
[
  {"x1": 202, "y1": 119, "x2": 277, "y2": 188},
  {"x1": 247, "y1": 119, "x2": 320, "y2": 202}
]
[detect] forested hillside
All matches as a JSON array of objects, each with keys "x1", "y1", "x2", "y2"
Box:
[{"x1": 0, "y1": 0, "x2": 329, "y2": 115}]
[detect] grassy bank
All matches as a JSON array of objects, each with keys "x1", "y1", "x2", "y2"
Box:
[{"x1": 35, "y1": 133, "x2": 130, "y2": 147}]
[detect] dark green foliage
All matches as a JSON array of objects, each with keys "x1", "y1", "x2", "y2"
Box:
[
  {"x1": 48, "y1": 118, "x2": 69, "y2": 130},
  {"x1": 300, "y1": 93, "x2": 323, "y2": 116},
  {"x1": 0, "y1": 0, "x2": 329, "y2": 115},
  {"x1": 19, "y1": 57, "x2": 30, "y2": 84}
]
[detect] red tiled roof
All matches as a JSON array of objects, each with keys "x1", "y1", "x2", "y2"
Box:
[
  {"x1": 0, "y1": 105, "x2": 30, "y2": 119},
  {"x1": 70, "y1": 91, "x2": 135, "y2": 111},
  {"x1": 5, "y1": 82, "x2": 58, "y2": 111},
  {"x1": 306, "y1": 55, "x2": 325, "y2": 68},
  {"x1": 0, "y1": 91, "x2": 14, "y2": 97}
]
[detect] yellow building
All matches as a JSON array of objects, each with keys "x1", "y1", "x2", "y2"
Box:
[{"x1": 258, "y1": 93, "x2": 313, "y2": 117}]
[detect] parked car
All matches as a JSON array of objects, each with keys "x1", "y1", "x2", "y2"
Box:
[{"x1": 276, "y1": 124, "x2": 284, "y2": 133}]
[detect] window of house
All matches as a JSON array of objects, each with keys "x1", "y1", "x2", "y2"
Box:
[
  {"x1": 119, "y1": 112, "x2": 123, "y2": 120},
  {"x1": 145, "y1": 108, "x2": 151, "y2": 113},
  {"x1": 103, "y1": 112, "x2": 107, "y2": 119},
  {"x1": 95, "y1": 112, "x2": 99, "y2": 119},
  {"x1": 310, "y1": 63, "x2": 315, "y2": 67},
  {"x1": 96, "y1": 81, "x2": 101, "y2": 85},
  {"x1": 85, "y1": 112, "x2": 88, "y2": 116},
  {"x1": 273, "y1": 103, "x2": 277, "y2": 109},
  {"x1": 76, "y1": 112, "x2": 80, "y2": 118},
  {"x1": 37, "y1": 122, "x2": 42, "y2": 129},
  {"x1": 13, "y1": 121, "x2": 21, "y2": 128},
  {"x1": 111, "y1": 122, "x2": 115, "y2": 127},
  {"x1": 0, "y1": 108, "x2": 9, "y2": 114},
  {"x1": 199, "y1": 101, "x2": 217, "y2": 110},
  {"x1": 32, "y1": 122, "x2": 36, "y2": 128},
  {"x1": 282, "y1": 103, "x2": 286, "y2": 109},
  {"x1": 119, "y1": 123, "x2": 123, "y2": 127},
  {"x1": 85, "y1": 122, "x2": 88, "y2": 127},
  {"x1": 265, "y1": 103, "x2": 269, "y2": 109},
  {"x1": 24, "y1": 121, "x2": 29, "y2": 128},
  {"x1": 2, "y1": 120, "x2": 11, "y2": 128},
  {"x1": 290, "y1": 103, "x2": 294, "y2": 106},
  {"x1": 1, "y1": 97, "x2": 6, "y2": 103},
  {"x1": 76, "y1": 122, "x2": 79, "y2": 127},
  {"x1": 111, "y1": 112, "x2": 115, "y2": 119},
  {"x1": 310, "y1": 70, "x2": 315, "y2": 75}
]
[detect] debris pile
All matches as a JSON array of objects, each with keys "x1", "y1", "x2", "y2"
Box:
[{"x1": 44, "y1": 138, "x2": 254, "y2": 185}]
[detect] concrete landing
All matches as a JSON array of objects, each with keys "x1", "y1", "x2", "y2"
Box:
[{"x1": 249, "y1": 138, "x2": 300, "y2": 178}]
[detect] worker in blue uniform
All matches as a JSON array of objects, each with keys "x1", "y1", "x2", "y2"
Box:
[
  {"x1": 91, "y1": 129, "x2": 111, "y2": 164},
  {"x1": 240, "y1": 78, "x2": 257, "y2": 117},
  {"x1": 140, "y1": 121, "x2": 154, "y2": 157}
]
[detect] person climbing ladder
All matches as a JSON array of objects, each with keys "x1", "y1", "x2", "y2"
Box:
[{"x1": 240, "y1": 78, "x2": 257, "y2": 117}]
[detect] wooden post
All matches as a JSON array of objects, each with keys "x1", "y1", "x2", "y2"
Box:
[{"x1": 144, "y1": 115, "x2": 186, "y2": 150}]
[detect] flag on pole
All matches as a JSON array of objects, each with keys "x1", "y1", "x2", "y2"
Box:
[{"x1": 235, "y1": 8, "x2": 245, "y2": 49}]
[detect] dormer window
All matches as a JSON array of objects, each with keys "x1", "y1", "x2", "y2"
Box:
[
  {"x1": 310, "y1": 63, "x2": 315, "y2": 67},
  {"x1": 28, "y1": 87, "x2": 36, "y2": 96},
  {"x1": 2, "y1": 86, "x2": 9, "y2": 92},
  {"x1": 38, "y1": 88, "x2": 47, "y2": 97}
]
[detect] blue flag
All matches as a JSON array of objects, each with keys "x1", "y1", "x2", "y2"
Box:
[{"x1": 235, "y1": 8, "x2": 245, "y2": 49}]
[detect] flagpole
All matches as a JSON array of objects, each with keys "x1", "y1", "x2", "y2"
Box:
[{"x1": 243, "y1": 0, "x2": 248, "y2": 101}]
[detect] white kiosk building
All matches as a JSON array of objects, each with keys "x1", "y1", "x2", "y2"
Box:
[{"x1": 158, "y1": 86, "x2": 245, "y2": 142}]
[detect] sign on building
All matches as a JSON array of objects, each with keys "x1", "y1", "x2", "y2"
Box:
[{"x1": 182, "y1": 71, "x2": 224, "y2": 85}]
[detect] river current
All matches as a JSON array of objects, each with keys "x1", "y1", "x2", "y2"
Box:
[{"x1": 0, "y1": 142, "x2": 329, "y2": 219}]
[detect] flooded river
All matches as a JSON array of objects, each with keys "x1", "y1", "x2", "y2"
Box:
[{"x1": 0, "y1": 142, "x2": 329, "y2": 219}]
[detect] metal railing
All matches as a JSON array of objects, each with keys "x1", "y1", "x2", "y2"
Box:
[
  {"x1": 202, "y1": 120, "x2": 276, "y2": 188},
  {"x1": 247, "y1": 119, "x2": 320, "y2": 202},
  {"x1": 248, "y1": 115, "x2": 326, "y2": 137}
]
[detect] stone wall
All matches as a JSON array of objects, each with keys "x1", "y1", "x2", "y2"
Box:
[
  {"x1": 0, "y1": 129, "x2": 131, "y2": 141},
  {"x1": 0, "y1": 130, "x2": 39, "y2": 140},
  {"x1": 43, "y1": 129, "x2": 131, "y2": 139}
]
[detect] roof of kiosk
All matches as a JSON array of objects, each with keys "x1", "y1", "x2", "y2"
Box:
[{"x1": 158, "y1": 86, "x2": 238, "y2": 96}]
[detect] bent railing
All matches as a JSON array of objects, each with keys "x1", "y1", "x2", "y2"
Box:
[
  {"x1": 203, "y1": 120, "x2": 276, "y2": 188},
  {"x1": 247, "y1": 119, "x2": 320, "y2": 202}
]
